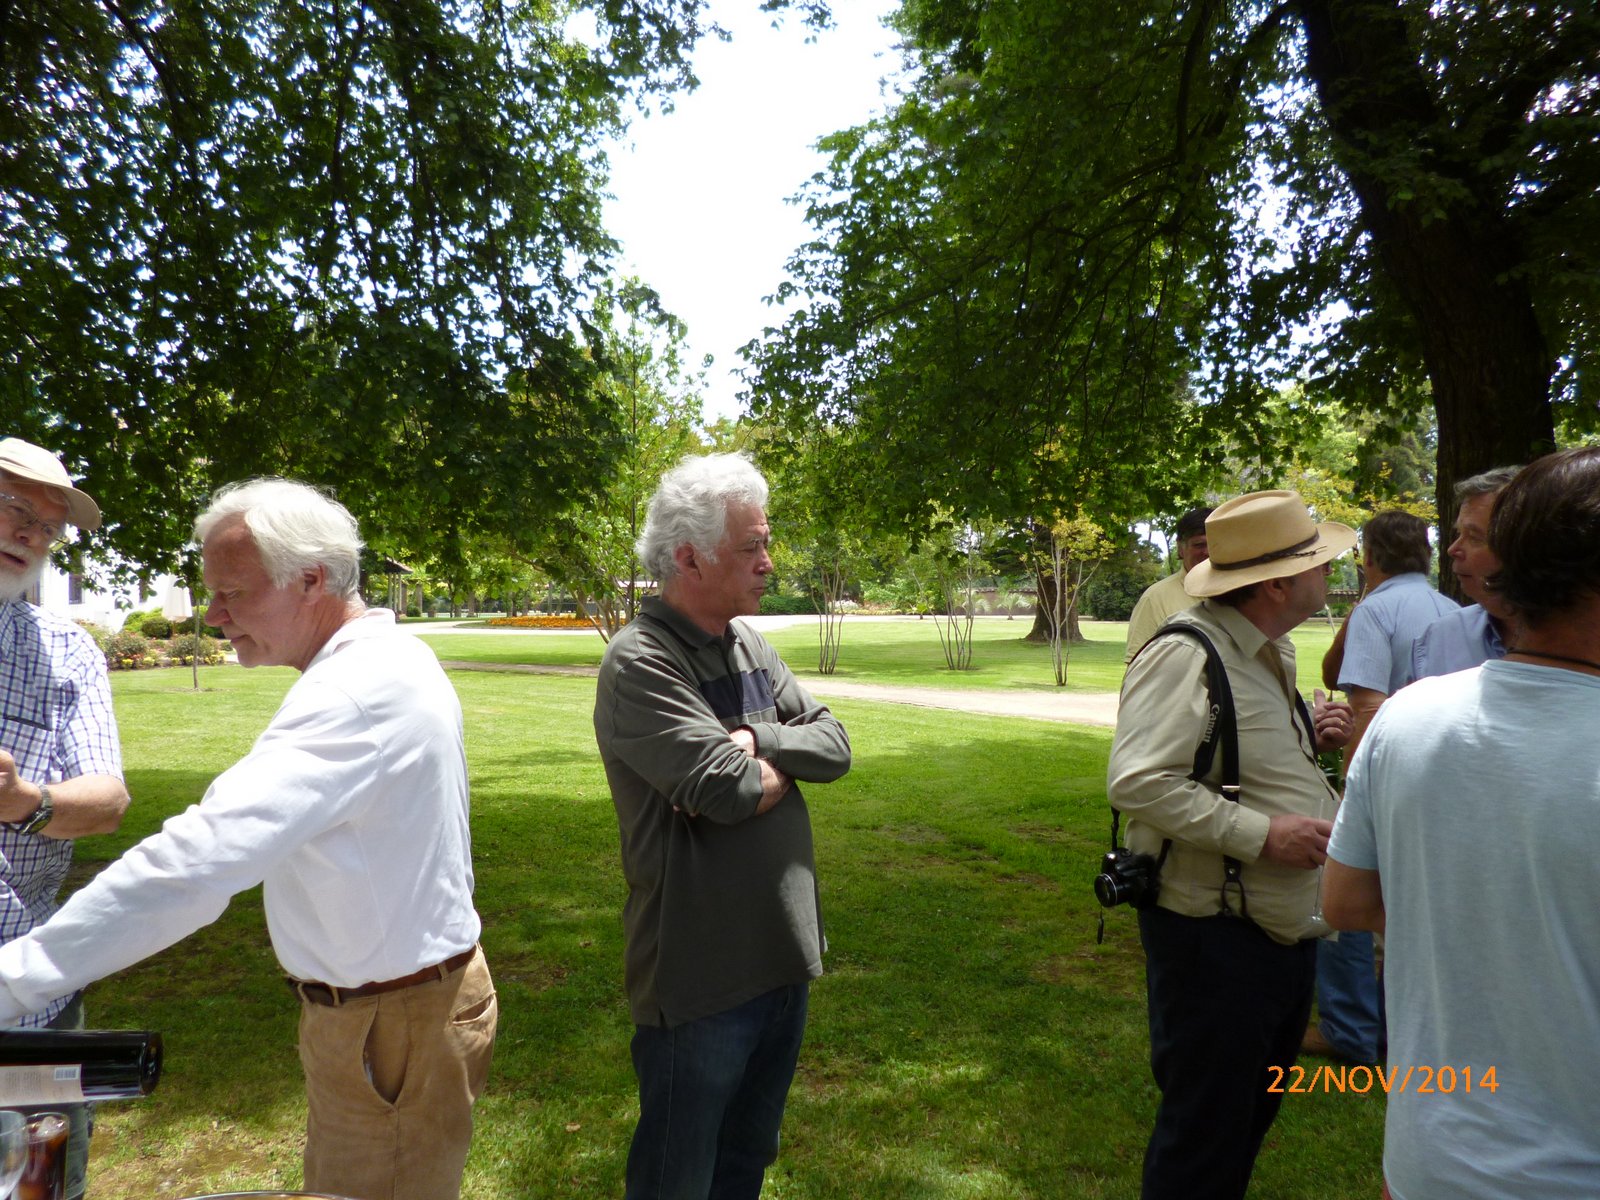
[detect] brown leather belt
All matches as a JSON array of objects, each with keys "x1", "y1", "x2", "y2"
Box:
[{"x1": 289, "y1": 947, "x2": 477, "y2": 1007}]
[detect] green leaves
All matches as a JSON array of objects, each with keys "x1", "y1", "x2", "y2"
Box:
[
  {"x1": 0, "y1": 0, "x2": 712, "y2": 584},
  {"x1": 749, "y1": 0, "x2": 1596, "y2": 547}
]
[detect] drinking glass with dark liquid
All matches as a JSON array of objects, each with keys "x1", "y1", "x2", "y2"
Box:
[{"x1": 14, "y1": 1112, "x2": 67, "y2": 1200}]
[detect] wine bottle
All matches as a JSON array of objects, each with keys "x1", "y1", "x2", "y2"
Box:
[{"x1": 0, "y1": 1030, "x2": 162, "y2": 1105}]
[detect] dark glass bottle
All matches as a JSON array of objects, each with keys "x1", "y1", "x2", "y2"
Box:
[{"x1": 0, "y1": 1030, "x2": 162, "y2": 1104}]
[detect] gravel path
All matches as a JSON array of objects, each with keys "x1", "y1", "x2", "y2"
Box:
[
  {"x1": 801, "y1": 678, "x2": 1119, "y2": 727},
  {"x1": 436, "y1": 660, "x2": 1119, "y2": 728}
]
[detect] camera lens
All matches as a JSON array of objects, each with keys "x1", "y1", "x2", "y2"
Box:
[{"x1": 1093, "y1": 872, "x2": 1126, "y2": 908}]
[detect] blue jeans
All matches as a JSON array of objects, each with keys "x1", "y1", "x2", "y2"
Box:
[
  {"x1": 625, "y1": 983, "x2": 809, "y2": 1200},
  {"x1": 1314, "y1": 931, "x2": 1384, "y2": 1063}
]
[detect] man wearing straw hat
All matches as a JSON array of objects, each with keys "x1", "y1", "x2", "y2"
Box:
[
  {"x1": 1108, "y1": 490, "x2": 1356, "y2": 1200},
  {"x1": 0, "y1": 438, "x2": 128, "y2": 1200}
]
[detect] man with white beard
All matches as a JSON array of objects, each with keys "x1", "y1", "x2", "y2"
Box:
[{"x1": 0, "y1": 438, "x2": 128, "y2": 1200}]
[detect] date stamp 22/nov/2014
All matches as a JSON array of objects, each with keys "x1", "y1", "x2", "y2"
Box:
[{"x1": 1267, "y1": 1063, "x2": 1499, "y2": 1095}]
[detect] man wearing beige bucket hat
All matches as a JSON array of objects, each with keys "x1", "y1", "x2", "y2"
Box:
[
  {"x1": 1108, "y1": 489, "x2": 1356, "y2": 1200},
  {"x1": 0, "y1": 437, "x2": 129, "y2": 1200}
]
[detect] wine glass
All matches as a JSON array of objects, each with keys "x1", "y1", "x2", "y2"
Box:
[{"x1": 0, "y1": 1109, "x2": 26, "y2": 1200}]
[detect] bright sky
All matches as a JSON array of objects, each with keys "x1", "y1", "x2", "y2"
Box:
[{"x1": 601, "y1": 0, "x2": 903, "y2": 421}]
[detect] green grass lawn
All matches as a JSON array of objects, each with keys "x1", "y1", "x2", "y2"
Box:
[
  {"x1": 76, "y1": 646, "x2": 1380, "y2": 1199},
  {"x1": 419, "y1": 614, "x2": 1343, "y2": 698}
]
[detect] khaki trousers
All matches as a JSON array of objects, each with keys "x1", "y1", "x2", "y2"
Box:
[{"x1": 296, "y1": 946, "x2": 497, "y2": 1200}]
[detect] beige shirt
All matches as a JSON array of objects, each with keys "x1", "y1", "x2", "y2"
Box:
[
  {"x1": 1123, "y1": 569, "x2": 1197, "y2": 662},
  {"x1": 1108, "y1": 600, "x2": 1337, "y2": 943}
]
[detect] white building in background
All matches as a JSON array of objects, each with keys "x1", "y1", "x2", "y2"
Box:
[{"x1": 30, "y1": 562, "x2": 183, "y2": 631}]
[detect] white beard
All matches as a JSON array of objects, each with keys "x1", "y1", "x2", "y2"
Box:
[{"x1": 0, "y1": 540, "x2": 46, "y2": 603}]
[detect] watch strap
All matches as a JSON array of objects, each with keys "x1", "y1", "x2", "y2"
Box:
[{"x1": 20, "y1": 783, "x2": 52, "y2": 835}]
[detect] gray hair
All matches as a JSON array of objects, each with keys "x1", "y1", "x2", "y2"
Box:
[
  {"x1": 1454, "y1": 465, "x2": 1521, "y2": 502},
  {"x1": 636, "y1": 453, "x2": 770, "y2": 585},
  {"x1": 193, "y1": 478, "x2": 364, "y2": 598}
]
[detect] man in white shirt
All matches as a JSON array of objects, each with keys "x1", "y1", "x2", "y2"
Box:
[{"x1": 0, "y1": 478, "x2": 496, "y2": 1200}]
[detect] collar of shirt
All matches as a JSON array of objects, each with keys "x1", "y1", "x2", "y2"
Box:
[
  {"x1": 0, "y1": 599, "x2": 20, "y2": 663},
  {"x1": 305, "y1": 606, "x2": 392, "y2": 671},
  {"x1": 1482, "y1": 606, "x2": 1508, "y2": 657},
  {"x1": 1367, "y1": 572, "x2": 1430, "y2": 598},
  {"x1": 1196, "y1": 599, "x2": 1301, "y2": 706},
  {"x1": 641, "y1": 595, "x2": 744, "y2": 653}
]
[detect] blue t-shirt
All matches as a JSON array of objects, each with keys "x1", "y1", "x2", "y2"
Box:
[
  {"x1": 1336, "y1": 573, "x2": 1457, "y2": 695},
  {"x1": 1331, "y1": 661, "x2": 1600, "y2": 1199}
]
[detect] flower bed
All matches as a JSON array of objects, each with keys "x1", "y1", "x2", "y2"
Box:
[
  {"x1": 102, "y1": 628, "x2": 228, "y2": 670},
  {"x1": 484, "y1": 615, "x2": 595, "y2": 630}
]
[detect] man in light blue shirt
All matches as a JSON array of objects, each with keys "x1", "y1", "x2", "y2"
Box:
[
  {"x1": 1337, "y1": 511, "x2": 1458, "y2": 755},
  {"x1": 1326, "y1": 447, "x2": 1600, "y2": 1200},
  {"x1": 1411, "y1": 467, "x2": 1520, "y2": 680},
  {"x1": 1306, "y1": 512, "x2": 1455, "y2": 1065}
]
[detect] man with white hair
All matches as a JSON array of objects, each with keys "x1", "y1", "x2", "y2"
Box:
[
  {"x1": 594, "y1": 452, "x2": 852, "y2": 1200},
  {"x1": 0, "y1": 477, "x2": 495, "y2": 1200},
  {"x1": 0, "y1": 437, "x2": 128, "y2": 1200}
]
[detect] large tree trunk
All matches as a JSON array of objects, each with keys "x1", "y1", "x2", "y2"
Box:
[
  {"x1": 1297, "y1": 0, "x2": 1557, "y2": 595},
  {"x1": 1025, "y1": 569, "x2": 1084, "y2": 644}
]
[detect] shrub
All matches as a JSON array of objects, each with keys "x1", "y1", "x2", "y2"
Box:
[
  {"x1": 105, "y1": 630, "x2": 151, "y2": 670},
  {"x1": 758, "y1": 593, "x2": 818, "y2": 616},
  {"x1": 138, "y1": 613, "x2": 174, "y2": 639},
  {"x1": 121, "y1": 607, "x2": 159, "y2": 632},
  {"x1": 171, "y1": 633, "x2": 225, "y2": 665},
  {"x1": 123, "y1": 605, "x2": 220, "y2": 638},
  {"x1": 74, "y1": 621, "x2": 112, "y2": 654},
  {"x1": 1080, "y1": 569, "x2": 1159, "y2": 622}
]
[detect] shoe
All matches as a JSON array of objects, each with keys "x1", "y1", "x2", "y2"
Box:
[
  {"x1": 1301, "y1": 1023, "x2": 1338, "y2": 1058},
  {"x1": 1301, "y1": 1022, "x2": 1379, "y2": 1066}
]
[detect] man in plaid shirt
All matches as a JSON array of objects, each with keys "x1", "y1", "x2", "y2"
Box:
[{"x1": 0, "y1": 438, "x2": 128, "y2": 1199}]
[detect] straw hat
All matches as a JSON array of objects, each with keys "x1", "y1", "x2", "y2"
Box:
[
  {"x1": 1183, "y1": 490, "x2": 1354, "y2": 598},
  {"x1": 0, "y1": 438, "x2": 102, "y2": 531}
]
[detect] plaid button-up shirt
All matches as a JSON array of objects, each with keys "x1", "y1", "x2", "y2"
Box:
[{"x1": 0, "y1": 599, "x2": 122, "y2": 1026}]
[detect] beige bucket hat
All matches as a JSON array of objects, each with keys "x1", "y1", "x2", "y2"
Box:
[
  {"x1": 1184, "y1": 490, "x2": 1354, "y2": 598},
  {"x1": 0, "y1": 438, "x2": 102, "y2": 531}
]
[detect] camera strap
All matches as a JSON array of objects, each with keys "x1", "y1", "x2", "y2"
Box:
[{"x1": 1112, "y1": 622, "x2": 1246, "y2": 917}]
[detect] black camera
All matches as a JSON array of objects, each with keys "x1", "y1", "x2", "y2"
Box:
[{"x1": 1093, "y1": 847, "x2": 1161, "y2": 910}]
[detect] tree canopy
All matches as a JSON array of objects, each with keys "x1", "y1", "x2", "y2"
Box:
[
  {"x1": 0, "y1": 0, "x2": 729, "y2": 579},
  {"x1": 749, "y1": 0, "x2": 1599, "y2": 550},
  {"x1": 524, "y1": 278, "x2": 708, "y2": 638}
]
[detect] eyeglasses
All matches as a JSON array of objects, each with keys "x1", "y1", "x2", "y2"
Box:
[{"x1": 0, "y1": 492, "x2": 69, "y2": 548}]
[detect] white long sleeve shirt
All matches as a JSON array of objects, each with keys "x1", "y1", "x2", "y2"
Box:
[{"x1": 0, "y1": 609, "x2": 481, "y2": 1022}]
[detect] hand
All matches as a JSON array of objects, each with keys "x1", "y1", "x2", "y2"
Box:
[
  {"x1": 1311, "y1": 689, "x2": 1354, "y2": 752},
  {"x1": 0, "y1": 751, "x2": 36, "y2": 822},
  {"x1": 753, "y1": 760, "x2": 793, "y2": 816},
  {"x1": 731, "y1": 725, "x2": 790, "y2": 814},
  {"x1": 1260, "y1": 814, "x2": 1333, "y2": 870}
]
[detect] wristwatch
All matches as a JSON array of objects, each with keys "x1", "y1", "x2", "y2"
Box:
[{"x1": 20, "y1": 784, "x2": 52, "y2": 835}]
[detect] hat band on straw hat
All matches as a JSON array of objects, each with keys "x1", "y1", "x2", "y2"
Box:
[{"x1": 1210, "y1": 534, "x2": 1321, "y2": 572}]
